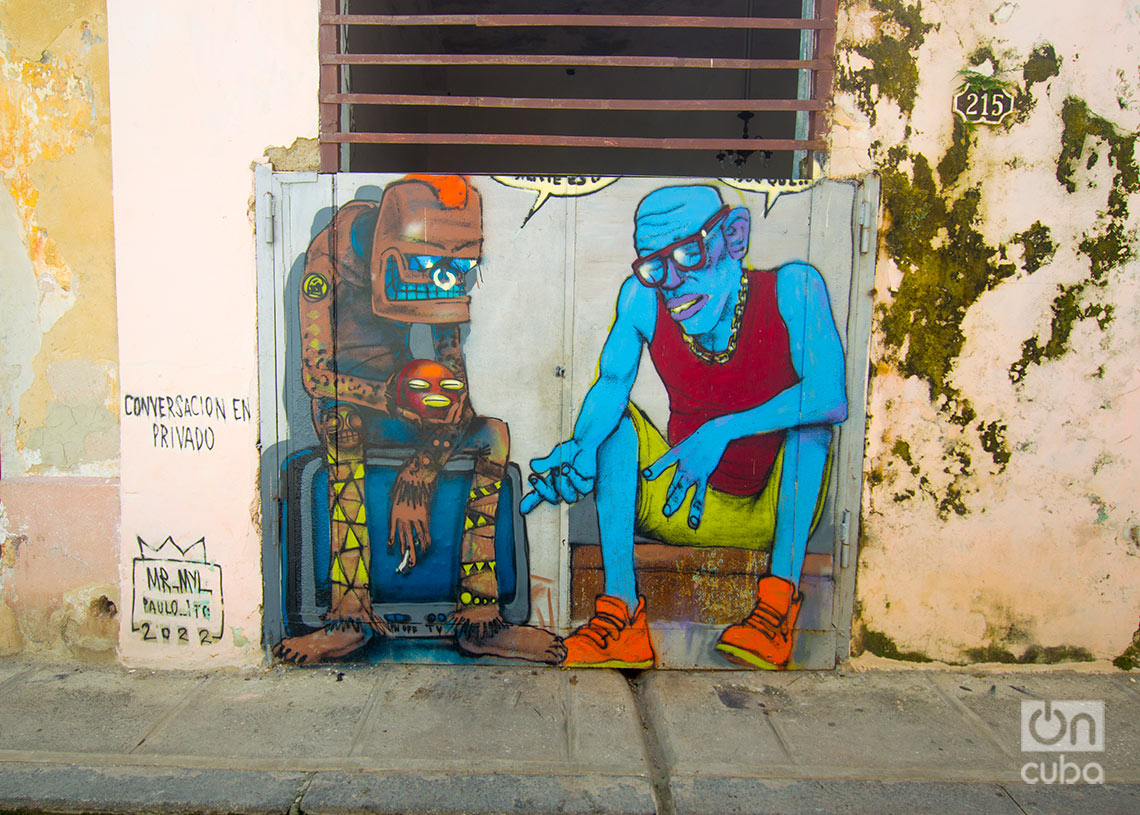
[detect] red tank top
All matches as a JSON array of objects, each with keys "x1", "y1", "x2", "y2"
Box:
[{"x1": 647, "y1": 269, "x2": 799, "y2": 495}]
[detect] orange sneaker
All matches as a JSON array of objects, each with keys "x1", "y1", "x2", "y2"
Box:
[
  {"x1": 716, "y1": 575, "x2": 802, "y2": 670},
  {"x1": 563, "y1": 595, "x2": 656, "y2": 669}
]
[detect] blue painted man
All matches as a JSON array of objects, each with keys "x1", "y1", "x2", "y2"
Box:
[{"x1": 522, "y1": 184, "x2": 847, "y2": 669}]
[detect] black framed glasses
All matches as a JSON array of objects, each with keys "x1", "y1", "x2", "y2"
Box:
[{"x1": 630, "y1": 206, "x2": 731, "y2": 287}]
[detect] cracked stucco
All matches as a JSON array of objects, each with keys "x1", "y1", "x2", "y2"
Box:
[
  {"x1": 0, "y1": 0, "x2": 118, "y2": 477},
  {"x1": 832, "y1": 1, "x2": 1140, "y2": 664}
]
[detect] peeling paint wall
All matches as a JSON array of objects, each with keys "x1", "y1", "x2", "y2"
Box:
[
  {"x1": 832, "y1": 1, "x2": 1140, "y2": 664},
  {"x1": 0, "y1": 0, "x2": 120, "y2": 659},
  {"x1": 0, "y1": 0, "x2": 118, "y2": 477}
]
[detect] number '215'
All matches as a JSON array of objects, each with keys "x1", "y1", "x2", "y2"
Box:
[{"x1": 956, "y1": 87, "x2": 1013, "y2": 124}]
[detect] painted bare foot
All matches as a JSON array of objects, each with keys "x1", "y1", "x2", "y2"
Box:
[
  {"x1": 457, "y1": 624, "x2": 566, "y2": 664},
  {"x1": 273, "y1": 623, "x2": 372, "y2": 664}
]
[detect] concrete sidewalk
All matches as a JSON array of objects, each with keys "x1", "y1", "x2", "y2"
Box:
[{"x1": 0, "y1": 658, "x2": 1137, "y2": 815}]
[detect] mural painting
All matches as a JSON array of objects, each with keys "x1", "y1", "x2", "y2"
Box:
[
  {"x1": 522, "y1": 184, "x2": 846, "y2": 669},
  {"x1": 262, "y1": 172, "x2": 866, "y2": 670},
  {"x1": 272, "y1": 175, "x2": 563, "y2": 665}
]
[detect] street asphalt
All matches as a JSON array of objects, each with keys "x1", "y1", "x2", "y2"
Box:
[{"x1": 0, "y1": 656, "x2": 1137, "y2": 814}]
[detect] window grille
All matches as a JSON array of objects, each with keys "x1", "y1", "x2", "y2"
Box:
[{"x1": 319, "y1": 1, "x2": 836, "y2": 177}]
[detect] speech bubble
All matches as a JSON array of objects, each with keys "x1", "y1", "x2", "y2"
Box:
[
  {"x1": 492, "y1": 175, "x2": 620, "y2": 227},
  {"x1": 719, "y1": 176, "x2": 822, "y2": 217}
]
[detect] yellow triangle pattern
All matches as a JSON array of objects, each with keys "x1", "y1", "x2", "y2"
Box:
[
  {"x1": 330, "y1": 556, "x2": 347, "y2": 586},
  {"x1": 343, "y1": 527, "x2": 362, "y2": 550},
  {"x1": 352, "y1": 556, "x2": 369, "y2": 586},
  {"x1": 332, "y1": 504, "x2": 346, "y2": 522},
  {"x1": 355, "y1": 505, "x2": 367, "y2": 523},
  {"x1": 468, "y1": 480, "x2": 502, "y2": 500},
  {"x1": 461, "y1": 560, "x2": 497, "y2": 575}
]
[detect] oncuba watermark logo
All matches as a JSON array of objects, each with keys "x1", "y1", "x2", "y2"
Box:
[{"x1": 1020, "y1": 700, "x2": 1104, "y2": 785}]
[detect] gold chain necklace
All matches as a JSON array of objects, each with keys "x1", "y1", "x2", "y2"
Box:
[{"x1": 681, "y1": 273, "x2": 749, "y2": 364}]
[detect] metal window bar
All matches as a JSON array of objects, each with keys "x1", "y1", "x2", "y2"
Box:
[
  {"x1": 793, "y1": 0, "x2": 817, "y2": 176},
  {"x1": 318, "y1": 5, "x2": 837, "y2": 174}
]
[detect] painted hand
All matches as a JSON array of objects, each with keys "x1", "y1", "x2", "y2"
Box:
[
  {"x1": 389, "y1": 467, "x2": 435, "y2": 569},
  {"x1": 393, "y1": 404, "x2": 424, "y2": 428},
  {"x1": 521, "y1": 439, "x2": 597, "y2": 513},
  {"x1": 643, "y1": 423, "x2": 730, "y2": 529}
]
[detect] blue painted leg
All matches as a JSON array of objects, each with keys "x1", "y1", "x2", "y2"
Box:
[
  {"x1": 770, "y1": 426, "x2": 832, "y2": 585},
  {"x1": 596, "y1": 412, "x2": 639, "y2": 611},
  {"x1": 717, "y1": 426, "x2": 831, "y2": 670}
]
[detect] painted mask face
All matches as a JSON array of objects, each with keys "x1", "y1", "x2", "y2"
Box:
[
  {"x1": 371, "y1": 176, "x2": 483, "y2": 325},
  {"x1": 321, "y1": 403, "x2": 364, "y2": 453},
  {"x1": 395, "y1": 359, "x2": 467, "y2": 423}
]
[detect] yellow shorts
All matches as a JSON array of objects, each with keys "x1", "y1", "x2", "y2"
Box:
[{"x1": 629, "y1": 404, "x2": 828, "y2": 551}]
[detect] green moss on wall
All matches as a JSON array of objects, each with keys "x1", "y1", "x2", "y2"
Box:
[
  {"x1": 836, "y1": 0, "x2": 934, "y2": 125},
  {"x1": 845, "y1": 27, "x2": 1129, "y2": 520},
  {"x1": 1114, "y1": 626, "x2": 1140, "y2": 670},
  {"x1": 1023, "y1": 44, "x2": 1061, "y2": 88},
  {"x1": 860, "y1": 624, "x2": 1093, "y2": 665},
  {"x1": 968, "y1": 44, "x2": 997, "y2": 69},
  {"x1": 1012, "y1": 221, "x2": 1056, "y2": 274},
  {"x1": 1009, "y1": 282, "x2": 1113, "y2": 383},
  {"x1": 1002, "y1": 45, "x2": 1063, "y2": 131},
  {"x1": 1057, "y1": 97, "x2": 1139, "y2": 196},
  {"x1": 964, "y1": 643, "x2": 1094, "y2": 664},
  {"x1": 1012, "y1": 98, "x2": 1136, "y2": 384},
  {"x1": 937, "y1": 117, "x2": 972, "y2": 188},
  {"x1": 873, "y1": 113, "x2": 1028, "y2": 515},
  {"x1": 1080, "y1": 222, "x2": 1134, "y2": 280},
  {"x1": 879, "y1": 156, "x2": 1016, "y2": 406},
  {"x1": 859, "y1": 626, "x2": 934, "y2": 662},
  {"x1": 857, "y1": 621, "x2": 1096, "y2": 666},
  {"x1": 889, "y1": 441, "x2": 919, "y2": 502},
  {"x1": 1024, "y1": 645, "x2": 1095, "y2": 664},
  {"x1": 938, "y1": 486, "x2": 967, "y2": 517},
  {"x1": 962, "y1": 644, "x2": 1017, "y2": 663},
  {"x1": 977, "y1": 421, "x2": 1011, "y2": 469}
]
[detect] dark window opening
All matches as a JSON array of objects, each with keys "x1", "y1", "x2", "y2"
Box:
[{"x1": 321, "y1": 0, "x2": 836, "y2": 178}]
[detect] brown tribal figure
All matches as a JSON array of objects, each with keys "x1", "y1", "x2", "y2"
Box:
[{"x1": 273, "y1": 174, "x2": 564, "y2": 664}]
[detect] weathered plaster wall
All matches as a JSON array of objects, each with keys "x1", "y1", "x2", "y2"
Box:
[
  {"x1": 832, "y1": 0, "x2": 1140, "y2": 665},
  {"x1": 0, "y1": 478, "x2": 119, "y2": 660},
  {"x1": 0, "y1": 0, "x2": 120, "y2": 659},
  {"x1": 0, "y1": 0, "x2": 118, "y2": 477},
  {"x1": 107, "y1": 0, "x2": 317, "y2": 667}
]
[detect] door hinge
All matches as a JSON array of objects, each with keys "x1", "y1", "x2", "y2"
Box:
[
  {"x1": 857, "y1": 186, "x2": 873, "y2": 255},
  {"x1": 262, "y1": 191, "x2": 275, "y2": 244},
  {"x1": 839, "y1": 509, "x2": 852, "y2": 568}
]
